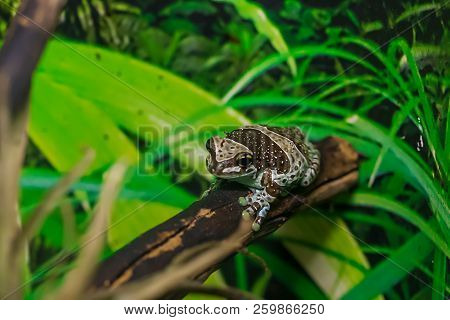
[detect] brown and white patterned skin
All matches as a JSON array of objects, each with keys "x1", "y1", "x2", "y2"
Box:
[{"x1": 205, "y1": 125, "x2": 320, "y2": 231}]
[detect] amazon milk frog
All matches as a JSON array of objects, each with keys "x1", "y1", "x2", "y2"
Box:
[{"x1": 205, "y1": 125, "x2": 320, "y2": 231}]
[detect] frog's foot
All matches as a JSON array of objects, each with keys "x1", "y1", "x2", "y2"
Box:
[
  {"x1": 252, "y1": 205, "x2": 270, "y2": 232},
  {"x1": 238, "y1": 188, "x2": 257, "y2": 207},
  {"x1": 239, "y1": 188, "x2": 275, "y2": 231},
  {"x1": 241, "y1": 206, "x2": 256, "y2": 220}
]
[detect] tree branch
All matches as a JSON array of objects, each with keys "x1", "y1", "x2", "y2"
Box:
[{"x1": 91, "y1": 137, "x2": 359, "y2": 298}]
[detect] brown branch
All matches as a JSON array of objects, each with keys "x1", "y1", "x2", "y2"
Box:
[
  {"x1": 92, "y1": 220, "x2": 253, "y2": 300},
  {"x1": 0, "y1": 0, "x2": 65, "y2": 299},
  {"x1": 90, "y1": 137, "x2": 359, "y2": 298}
]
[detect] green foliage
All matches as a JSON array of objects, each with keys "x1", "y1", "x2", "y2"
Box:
[
  {"x1": 342, "y1": 232, "x2": 434, "y2": 299},
  {"x1": 277, "y1": 213, "x2": 374, "y2": 299},
  {"x1": 35, "y1": 40, "x2": 248, "y2": 177},
  {"x1": 2, "y1": 0, "x2": 447, "y2": 299},
  {"x1": 108, "y1": 200, "x2": 183, "y2": 250},
  {"x1": 250, "y1": 245, "x2": 327, "y2": 299},
  {"x1": 215, "y1": 0, "x2": 297, "y2": 76},
  {"x1": 30, "y1": 75, "x2": 138, "y2": 172}
]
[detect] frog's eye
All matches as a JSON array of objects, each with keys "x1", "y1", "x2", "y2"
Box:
[{"x1": 236, "y1": 154, "x2": 253, "y2": 168}]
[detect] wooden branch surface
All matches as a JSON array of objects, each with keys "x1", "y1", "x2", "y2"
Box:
[{"x1": 92, "y1": 137, "x2": 359, "y2": 293}]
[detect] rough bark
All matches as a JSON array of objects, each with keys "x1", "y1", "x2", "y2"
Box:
[{"x1": 92, "y1": 137, "x2": 359, "y2": 296}]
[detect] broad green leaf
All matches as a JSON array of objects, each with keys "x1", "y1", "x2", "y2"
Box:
[
  {"x1": 36, "y1": 40, "x2": 249, "y2": 176},
  {"x1": 342, "y1": 232, "x2": 434, "y2": 299},
  {"x1": 277, "y1": 213, "x2": 373, "y2": 299},
  {"x1": 216, "y1": 0, "x2": 297, "y2": 77},
  {"x1": 30, "y1": 75, "x2": 138, "y2": 173}
]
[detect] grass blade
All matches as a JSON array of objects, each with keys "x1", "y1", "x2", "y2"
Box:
[
  {"x1": 346, "y1": 115, "x2": 450, "y2": 235},
  {"x1": 234, "y1": 253, "x2": 248, "y2": 291},
  {"x1": 342, "y1": 232, "x2": 433, "y2": 299},
  {"x1": 347, "y1": 191, "x2": 449, "y2": 257},
  {"x1": 216, "y1": 0, "x2": 297, "y2": 77},
  {"x1": 432, "y1": 248, "x2": 447, "y2": 299},
  {"x1": 392, "y1": 39, "x2": 446, "y2": 181},
  {"x1": 250, "y1": 245, "x2": 327, "y2": 299},
  {"x1": 222, "y1": 46, "x2": 379, "y2": 103}
]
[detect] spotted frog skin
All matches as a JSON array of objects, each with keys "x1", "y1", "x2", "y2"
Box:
[{"x1": 205, "y1": 125, "x2": 320, "y2": 231}]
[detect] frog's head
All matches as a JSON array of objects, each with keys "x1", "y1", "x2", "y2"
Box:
[{"x1": 205, "y1": 136, "x2": 256, "y2": 179}]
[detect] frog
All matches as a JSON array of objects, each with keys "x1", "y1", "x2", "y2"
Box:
[{"x1": 205, "y1": 125, "x2": 320, "y2": 232}]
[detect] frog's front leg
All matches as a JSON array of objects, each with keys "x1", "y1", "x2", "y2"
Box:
[
  {"x1": 201, "y1": 178, "x2": 222, "y2": 198},
  {"x1": 239, "y1": 170, "x2": 282, "y2": 231},
  {"x1": 242, "y1": 188, "x2": 277, "y2": 231}
]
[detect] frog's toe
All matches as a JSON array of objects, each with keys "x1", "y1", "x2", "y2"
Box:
[
  {"x1": 252, "y1": 216, "x2": 264, "y2": 232},
  {"x1": 242, "y1": 207, "x2": 255, "y2": 220},
  {"x1": 238, "y1": 196, "x2": 248, "y2": 206}
]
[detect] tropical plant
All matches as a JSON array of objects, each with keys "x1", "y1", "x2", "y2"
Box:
[{"x1": 0, "y1": 0, "x2": 448, "y2": 299}]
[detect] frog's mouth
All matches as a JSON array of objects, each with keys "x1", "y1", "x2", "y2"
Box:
[{"x1": 207, "y1": 159, "x2": 256, "y2": 179}]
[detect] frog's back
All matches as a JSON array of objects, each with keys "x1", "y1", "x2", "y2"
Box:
[
  {"x1": 233, "y1": 125, "x2": 311, "y2": 159},
  {"x1": 261, "y1": 125, "x2": 309, "y2": 155},
  {"x1": 225, "y1": 125, "x2": 291, "y2": 172}
]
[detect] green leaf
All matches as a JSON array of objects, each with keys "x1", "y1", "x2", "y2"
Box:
[
  {"x1": 391, "y1": 39, "x2": 447, "y2": 182},
  {"x1": 345, "y1": 115, "x2": 450, "y2": 236},
  {"x1": 346, "y1": 191, "x2": 449, "y2": 257},
  {"x1": 432, "y1": 248, "x2": 447, "y2": 299},
  {"x1": 234, "y1": 253, "x2": 248, "y2": 290},
  {"x1": 20, "y1": 167, "x2": 196, "y2": 252},
  {"x1": 108, "y1": 199, "x2": 183, "y2": 251},
  {"x1": 251, "y1": 271, "x2": 271, "y2": 298},
  {"x1": 277, "y1": 213, "x2": 373, "y2": 299},
  {"x1": 20, "y1": 168, "x2": 195, "y2": 211},
  {"x1": 162, "y1": 1, "x2": 217, "y2": 16},
  {"x1": 222, "y1": 46, "x2": 379, "y2": 102},
  {"x1": 216, "y1": 0, "x2": 297, "y2": 77},
  {"x1": 395, "y1": 3, "x2": 445, "y2": 24},
  {"x1": 342, "y1": 211, "x2": 412, "y2": 238},
  {"x1": 36, "y1": 40, "x2": 249, "y2": 176},
  {"x1": 30, "y1": 75, "x2": 138, "y2": 173},
  {"x1": 368, "y1": 99, "x2": 418, "y2": 187},
  {"x1": 342, "y1": 232, "x2": 434, "y2": 299}
]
